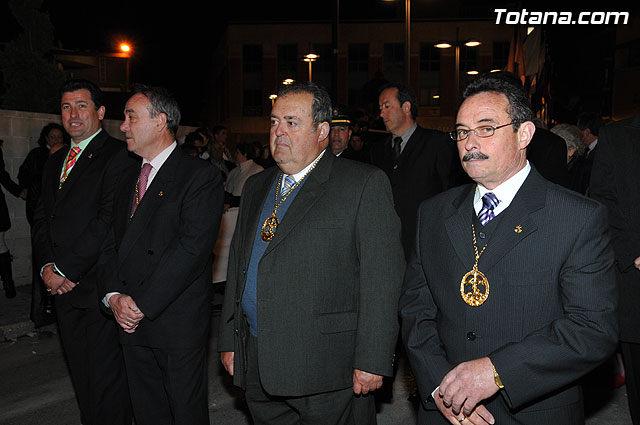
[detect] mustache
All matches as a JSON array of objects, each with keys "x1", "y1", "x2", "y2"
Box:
[{"x1": 463, "y1": 151, "x2": 489, "y2": 161}]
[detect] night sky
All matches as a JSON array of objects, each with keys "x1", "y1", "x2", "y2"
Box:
[{"x1": 1, "y1": 0, "x2": 638, "y2": 124}]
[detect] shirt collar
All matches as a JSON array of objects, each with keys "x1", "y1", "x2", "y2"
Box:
[
  {"x1": 474, "y1": 161, "x2": 531, "y2": 216},
  {"x1": 70, "y1": 128, "x2": 102, "y2": 151},
  {"x1": 281, "y1": 150, "x2": 326, "y2": 189},
  {"x1": 143, "y1": 142, "x2": 177, "y2": 171}
]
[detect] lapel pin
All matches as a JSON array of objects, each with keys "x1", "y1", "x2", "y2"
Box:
[
  {"x1": 514, "y1": 225, "x2": 522, "y2": 233},
  {"x1": 158, "y1": 191, "x2": 163, "y2": 197},
  {"x1": 88, "y1": 153, "x2": 93, "y2": 159}
]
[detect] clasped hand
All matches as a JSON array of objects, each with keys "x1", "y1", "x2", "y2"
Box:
[
  {"x1": 108, "y1": 294, "x2": 144, "y2": 333},
  {"x1": 435, "y1": 357, "x2": 498, "y2": 425}
]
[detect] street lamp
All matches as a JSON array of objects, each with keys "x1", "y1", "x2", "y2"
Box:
[
  {"x1": 303, "y1": 53, "x2": 319, "y2": 82},
  {"x1": 434, "y1": 28, "x2": 481, "y2": 104},
  {"x1": 118, "y1": 42, "x2": 132, "y2": 92}
]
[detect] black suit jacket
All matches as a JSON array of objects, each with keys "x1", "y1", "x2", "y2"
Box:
[
  {"x1": 399, "y1": 167, "x2": 618, "y2": 424},
  {"x1": 101, "y1": 147, "x2": 224, "y2": 348},
  {"x1": 369, "y1": 125, "x2": 459, "y2": 257},
  {"x1": 589, "y1": 115, "x2": 640, "y2": 343},
  {"x1": 218, "y1": 152, "x2": 405, "y2": 396},
  {"x1": 526, "y1": 127, "x2": 569, "y2": 188},
  {"x1": 32, "y1": 130, "x2": 134, "y2": 308}
]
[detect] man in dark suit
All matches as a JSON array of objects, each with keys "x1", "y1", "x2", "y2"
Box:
[
  {"x1": 32, "y1": 79, "x2": 133, "y2": 425},
  {"x1": 218, "y1": 81, "x2": 405, "y2": 424},
  {"x1": 399, "y1": 76, "x2": 618, "y2": 425},
  {"x1": 589, "y1": 115, "x2": 640, "y2": 425},
  {"x1": 370, "y1": 82, "x2": 459, "y2": 258},
  {"x1": 101, "y1": 85, "x2": 223, "y2": 425}
]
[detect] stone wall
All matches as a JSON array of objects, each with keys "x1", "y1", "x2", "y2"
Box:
[{"x1": 0, "y1": 108, "x2": 195, "y2": 286}]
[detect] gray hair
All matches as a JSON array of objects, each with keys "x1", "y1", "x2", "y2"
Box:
[
  {"x1": 551, "y1": 123, "x2": 584, "y2": 156},
  {"x1": 133, "y1": 84, "x2": 181, "y2": 136}
]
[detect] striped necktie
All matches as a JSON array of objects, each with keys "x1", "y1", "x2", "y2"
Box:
[
  {"x1": 60, "y1": 146, "x2": 82, "y2": 183},
  {"x1": 478, "y1": 192, "x2": 500, "y2": 225},
  {"x1": 281, "y1": 175, "x2": 295, "y2": 197}
]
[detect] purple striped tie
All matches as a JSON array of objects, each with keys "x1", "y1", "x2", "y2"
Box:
[{"x1": 478, "y1": 192, "x2": 499, "y2": 225}]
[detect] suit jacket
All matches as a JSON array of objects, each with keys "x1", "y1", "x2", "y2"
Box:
[
  {"x1": 32, "y1": 130, "x2": 134, "y2": 308},
  {"x1": 218, "y1": 151, "x2": 405, "y2": 397},
  {"x1": 369, "y1": 125, "x2": 460, "y2": 257},
  {"x1": 399, "y1": 167, "x2": 618, "y2": 424},
  {"x1": 527, "y1": 127, "x2": 569, "y2": 188},
  {"x1": 589, "y1": 115, "x2": 640, "y2": 343},
  {"x1": 101, "y1": 147, "x2": 224, "y2": 348}
]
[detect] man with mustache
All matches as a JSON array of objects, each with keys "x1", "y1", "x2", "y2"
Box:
[
  {"x1": 218, "y1": 81, "x2": 404, "y2": 424},
  {"x1": 399, "y1": 75, "x2": 618, "y2": 425}
]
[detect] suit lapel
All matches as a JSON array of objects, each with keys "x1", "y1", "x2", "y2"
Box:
[
  {"x1": 242, "y1": 168, "x2": 278, "y2": 257},
  {"x1": 56, "y1": 131, "x2": 106, "y2": 200},
  {"x1": 262, "y1": 152, "x2": 332, "y2": 258},
  {"x1": 478, "y1": 169, "x2": 545, "y2": 273},
  {"x1": 445, "y1": 185, "x2": 477, "y2": 271},
  {"x1": 117, "y1": 148, "x2": 180, "y2": 262}
]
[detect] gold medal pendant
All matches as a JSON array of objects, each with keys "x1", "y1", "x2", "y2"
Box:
[
  {"x1": 261, "y1": 214, "x2": 279, "y2": 242},
  {"x1": 460, "y1": 224, "x2": 490, "y2": 306},
  {"x1": 460, "y1": 267, "x2": 489, "y2": 306}
]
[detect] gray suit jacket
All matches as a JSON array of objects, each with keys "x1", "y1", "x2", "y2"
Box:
[
  {"x1": 218, "y1": 151, "x2": 405, "y2": 397},
  {"x1": 399, "y1": 167, "x2": 618, "y2": 424}
]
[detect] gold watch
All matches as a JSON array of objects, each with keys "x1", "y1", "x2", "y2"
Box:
[{"x1": 492, "y1": 364, "x2": 504, "y2": 389}]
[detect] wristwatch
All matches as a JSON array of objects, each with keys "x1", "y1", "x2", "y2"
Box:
[{"x1": 492, "y1": 364, "x2": 505, "y2": 389}]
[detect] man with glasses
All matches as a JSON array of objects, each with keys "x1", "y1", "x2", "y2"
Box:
[{"x1": 399, "y1": 75, "x2": 618, "y2": 425}]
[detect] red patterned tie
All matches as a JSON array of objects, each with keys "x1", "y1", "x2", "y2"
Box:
[
  {"x1": 131, "y1": 163, "x2": 152, "y2": 216},
  {"x1": 60, "y1": 146, "x2": 81, "y2": 183}
]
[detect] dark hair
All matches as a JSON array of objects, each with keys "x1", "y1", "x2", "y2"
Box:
[
  {"x1": 184, "y1": 131, "x2": 205, "y2": 147},
  {"x1": 461, "y1": 74, "x2": 532, "y2": 131},
  {"x1": 277, "y1": 81, "x2": 332, "y2": 127},
  {"x1": 196, "y1": 127, "x2": 213, "y2": 142},
  {"x1": 37, "y1": 122, "x2": 65, "y2": 147},
  {"x1": 212, "y1": 125, "x2": 226, "y2": 137},
  {"x1": 61, "y1": 79, "x2": 104, "y2": 109},
  {"x1": 235, "y1": 142, "x2": 255, "y2": 160},
  {"x1": 133, "y1": 84, "x2": 181, "y2": 136},
  {"x1": 577, "y1": 112, "x2": 603, "y2": 137},
  {"x1": 379, "y1": 82, "x2": 418, "y2": 120}
]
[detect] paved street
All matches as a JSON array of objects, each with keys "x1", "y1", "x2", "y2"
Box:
[{"x1": 0, "y1": 284, "x2": 633, "y2": 424}]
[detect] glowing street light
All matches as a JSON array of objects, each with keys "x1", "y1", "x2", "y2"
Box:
[
  {"x1": 303, "y1": 53, "x2": 319, "y2": 82},
  {"x1": 120, "y1": 43, "x2": 131, "y2": 54}
]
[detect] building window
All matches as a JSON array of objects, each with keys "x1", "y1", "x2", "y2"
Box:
[
  {"x1": 243, "y1": 89, "x2": 263, "y2": 117},
  {"x1": 278, "y1": 44, "x2": 298, "y2": 81},
  {"x1": 349, "y1": 44, "x2": 369, "y2": 73},
  {"x1": 492, "y1": 42, "x2": 510, "y2": 70},
  {"x1": 420, "y1": 44, "x2": 440, "y2": 71},
  {"x1": 460, "y1": 45, "x2": 478, "y2": 72},
  {"x1": 243, "y1": 44, "x2": 263, "y2": 73},
  {"x1": 243, "y1": 44, "x2": 263, "y2": 116},
  {"x1": 384, "y1": 43, "x2": 405, "y2": 84}
]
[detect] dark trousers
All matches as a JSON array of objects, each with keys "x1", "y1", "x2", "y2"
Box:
[
  {"x1": 622, "y1": 341, "x2": 640, "y2": 424},
  {"x1": 122, "y1": 344, "x2": 209, "y2": 425},
  {"x1": 55, "y1": 296, "x2": 132, "y2": 425},
  {"x1": 245, "y1": 335, "x2": 377, "y2": 425}
]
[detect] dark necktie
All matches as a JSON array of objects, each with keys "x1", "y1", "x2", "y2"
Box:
[
  {"x1": 478, "y1": 192, "x2": 500, "y2": 225},
  {"x1": 393, "y1": 136, "x2": 402, "y2": 163}
]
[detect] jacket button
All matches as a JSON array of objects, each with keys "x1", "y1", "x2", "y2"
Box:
[
  {"x1": 242, "y1": 268, "x2": 246, "y2": 275},
  {"x1": 466, "y1": 332, "x2": 476, "y2": 341},
  {"x1": 148, "y1": 250, "x2": 154, "y2": 255},
  {"x1": 479, "y1": 232, "x2": 486, "y2": 239},
  {"x1": 235, "y1": 328, "x2": 239, "y2": 335},
  {"x1": 50, "y1": 214, "x2": 56, "y2": 219},
  {"x1": 52, "y1": 242, "x2": 58, "y2": 247}
]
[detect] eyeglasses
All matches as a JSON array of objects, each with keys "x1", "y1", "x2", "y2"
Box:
[{"x1": 449, "y1": 122, "x2": 519, "y2": 142}]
